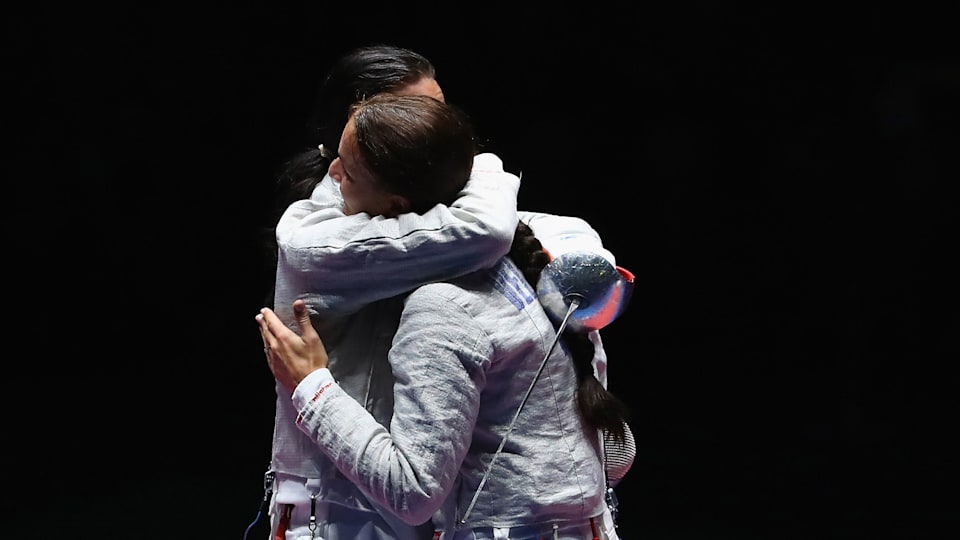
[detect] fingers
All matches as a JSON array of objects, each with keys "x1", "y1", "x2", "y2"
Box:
[
  {"x1": 259, "y1": 306, "x2": 282, "y2": 326},
  {"x1": 292, "y1": 299, "x2": 316, "y2": 341},
  {"x1": 256, "y1": 308, "x2": 284, "y2": 379},
  {"x1": 256, "y1": 307, "x2": 283, "y2": 350}
]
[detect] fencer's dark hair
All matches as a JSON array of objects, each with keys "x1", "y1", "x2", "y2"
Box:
[
  {"x1": 261, "y1": 44, "x2": 438, "y2": 308},
  {"x1": 349, "y1": 93, "x2": 476, "y2": 214},
  {"x1": 508, "y1": 222, "x2": 631, "y2": 441},
  {"x1": 277, "y1": 44, "x2": 437, "y2": 216}
]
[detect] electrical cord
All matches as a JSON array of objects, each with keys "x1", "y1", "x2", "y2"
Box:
[{"x1": 243, "y1": 464, "x2": 275, "y2": 540}]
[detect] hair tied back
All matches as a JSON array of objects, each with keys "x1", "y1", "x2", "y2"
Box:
[{"x1": 317, "y1": 144, "x2": 336, "y2": 160}]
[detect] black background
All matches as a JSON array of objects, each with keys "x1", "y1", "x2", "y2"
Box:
[{"x1": 6, "y1": 3, "x2": 958, "y2": 539}]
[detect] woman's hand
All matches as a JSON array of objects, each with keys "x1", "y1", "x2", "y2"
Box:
[{"x1": 256, "y1": 299, "x2": 329, "y2": 392}]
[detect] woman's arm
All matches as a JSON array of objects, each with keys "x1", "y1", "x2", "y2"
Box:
[
  {"x1": 518, "y1": 211, "x2": 616, "y2": 266},
  {"x1": 258, "y1": 295, "x2": 484, "y2": 525},
  {"x1": 276, "y1": 153, "x2": 519, "y2": 317}
]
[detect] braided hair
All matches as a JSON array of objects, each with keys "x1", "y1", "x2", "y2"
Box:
[{"x1": 508, "y1": 221, "x2": 630, "y2": 442}]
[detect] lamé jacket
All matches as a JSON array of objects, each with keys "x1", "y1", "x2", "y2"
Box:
[{"x1": 291, "y1": 254, "x2": 610, "y2": 536}]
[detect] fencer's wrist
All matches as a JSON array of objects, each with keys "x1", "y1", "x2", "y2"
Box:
[{"x1": 291, "y1": 368, "x2": 336, "y2": 409}]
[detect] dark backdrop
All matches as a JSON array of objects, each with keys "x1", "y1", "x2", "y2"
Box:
[{"x1": 6, "y1": 3, "x2": 957, "y2": 538}]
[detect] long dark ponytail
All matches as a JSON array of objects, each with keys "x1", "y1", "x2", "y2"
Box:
[{"x1": 508, "y1": 221, "x2": 630, "y2": 442}]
